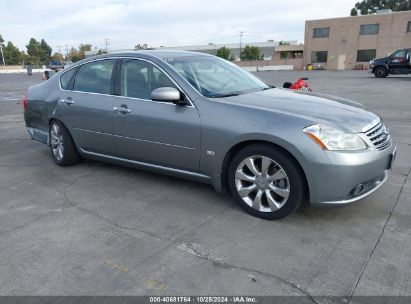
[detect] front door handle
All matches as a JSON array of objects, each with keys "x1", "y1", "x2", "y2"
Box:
[
  {"x1": 60, "y1": 98, "x2": 74, "y2": 105},
  {"x1": 113, "y1": 106, "x2": 131, "y2": 114}
]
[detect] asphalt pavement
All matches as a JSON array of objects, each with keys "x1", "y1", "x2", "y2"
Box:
[{"x1": 0, "y1": 71, "x2": 410, "y2": 302}]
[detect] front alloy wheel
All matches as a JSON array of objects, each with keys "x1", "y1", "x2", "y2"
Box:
[
  {"x1": 228, "y1": 144, "x2": 306, "y2": 220},
  {"x1": 235, "y1": 156, "x2": 290, "y2": 212}
]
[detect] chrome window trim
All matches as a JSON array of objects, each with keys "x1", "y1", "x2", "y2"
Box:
[{"x1": 58, "y1": 56, "x2": 196, "y2": 108}]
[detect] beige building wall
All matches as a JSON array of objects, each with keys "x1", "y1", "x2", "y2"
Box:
[{"x1": 304, "y1": 11, "x2": 411, "y2": 70}]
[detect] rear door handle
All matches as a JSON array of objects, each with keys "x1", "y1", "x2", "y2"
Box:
[
  {"x1": 113, "y1": 106, "x2": 131, "y2": 114},
  {"x1": 61, "y1": 98, "x2": 74, "y2": 105}
]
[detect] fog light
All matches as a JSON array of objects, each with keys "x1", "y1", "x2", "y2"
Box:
[{"x1": 352, "y1": 184, "x2": 365, "y2": 196}]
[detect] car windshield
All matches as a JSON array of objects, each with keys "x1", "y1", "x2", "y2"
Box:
[{"x1": 164, "y1": 56, "x2": 271, "y2": 98}]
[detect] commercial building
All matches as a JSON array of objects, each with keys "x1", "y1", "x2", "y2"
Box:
[
  {"x1": 157, "y1": 40, "x2": 297, "y2": 60},
  {"x1": 304, "y1": 10, "x2": 411, "y2": 70}
]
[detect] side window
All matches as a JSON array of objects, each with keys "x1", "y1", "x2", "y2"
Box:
[
  {"x1": 60, "y1": 68, "x2": 76, "y2": 90},
  {"x1": 73, "y1": 60, "x2": 115, "y2": 94},
  {"x1": 392, "y1": 50, "x2": 406, "y2": 58},
  {"x1": 391, "y1": 50, "x2": 408, "y2": 63},
  {"x1": 120, "y1": 59, "x2": 177, "y2": 100}
]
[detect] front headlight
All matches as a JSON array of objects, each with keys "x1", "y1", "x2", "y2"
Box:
[{"x1": 303, "y1": 124, "x2": 367, "y2": 151}]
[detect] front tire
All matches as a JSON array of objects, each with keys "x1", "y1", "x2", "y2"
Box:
[
  {"x1": 49, "y1": 120, "x2": 80, "y2": 166},
  {"x1": 374, "y1": 67, "x2": 388, "y2": 78},
  {"x1": 228, "y1": 144, "x2": 306, "y2": 220}
]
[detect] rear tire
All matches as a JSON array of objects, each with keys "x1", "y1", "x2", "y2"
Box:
[
  {"x1": 49, "y1": 120, "x2": 80, "y2": 166},
  {"x1": 374, "y1": 67, "x2": 388, "y2": 78},
  {"x1": 228, "y1": 144, "x2": 306, "y2": 220}
]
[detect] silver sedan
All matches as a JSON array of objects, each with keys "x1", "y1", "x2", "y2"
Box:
[{"x1": 24, "y1": 51, "x2": 396, "y2": 219}]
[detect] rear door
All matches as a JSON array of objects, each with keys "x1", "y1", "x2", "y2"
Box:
[
  {"x1": 58, "y1": 59, "x2": 117, "y2": 155},
  {"x1": 111, "y1": 58, "x2": 201, "y2": 172}
]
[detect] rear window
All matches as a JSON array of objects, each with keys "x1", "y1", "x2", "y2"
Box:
[
  {"x1": 73, "y1": 60, "x2": 115, "y2": 94},
  {"x1": 60, "y1": 68, "x2": 76, "y2": 90}
]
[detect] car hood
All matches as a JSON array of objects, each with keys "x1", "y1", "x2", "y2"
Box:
[
  {"x1": 219, "y1": 88, "x2": 380, "y2": 133},
  {"x1": 373, "y1": 56, "x2": 389, "y2": 64}
]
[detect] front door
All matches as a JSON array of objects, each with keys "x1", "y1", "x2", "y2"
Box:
[
  {"x1": 111, "y1": 58, "x2": 200, "y2": 172},
  {"x1": 58, "y1": 59, "x2": 116, "y2": 155},
  {"x1": 389, "y1": 49, "x2": 410, "y2": 71}
]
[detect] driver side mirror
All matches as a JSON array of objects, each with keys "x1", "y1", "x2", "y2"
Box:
[{"x1": 151, "y1": 87, "x2": 188, "y2": 106}]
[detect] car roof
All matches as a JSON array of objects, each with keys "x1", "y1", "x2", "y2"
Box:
[
  {"x1": 67, "y1": 50, "x2": 213, "y2": 70},
  {"x1": 83, "y1": 50, "x2": 212, "y2": 63},
  {"x1": 115, "y1": 50, "x2": 212, "y2": 59}
]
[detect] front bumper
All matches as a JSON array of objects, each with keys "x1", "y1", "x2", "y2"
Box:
[{"x1": 310, "y1": 144, "x2": 396, "y2": 205}]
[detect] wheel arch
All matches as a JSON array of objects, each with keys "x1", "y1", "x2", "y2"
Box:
[
  {"x1": 373, "y1": 65, "x2": 389, "y2": 74},
  {"x1": 48, "y1": 118, "x2": 81, "y2": 154},
  {"x1": 220, "y1": 139, "x2": 310, "y2": 203}
]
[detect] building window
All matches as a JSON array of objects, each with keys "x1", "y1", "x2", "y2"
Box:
[
  {"x1": 359, "y1": 24, "x2": 379, "y2": 35},
  {"x1": 311, "y1": 51, "x2": 328, "y2": 63},
  {"x1": 407, "y1": 21, "x2": 411, "y2": 32},
  {"x1": 356, "y1": 49, "x2": 377, "y2": 62},
  {"x1": 313, "y1": 27, "x2": 330, "y2": 38}
]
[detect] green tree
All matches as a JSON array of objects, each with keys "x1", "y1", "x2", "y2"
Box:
[
  {"x1": 39, "y1": 39, "x2": 52, "y2": 64},
  {"x1": 279, "y1": 41, "x2": 290, "y2": 46},
  {"x1": 26, "y1": 38, "x2": 41, "y2": 65},
  {"x1": 241, "y1": 45, "x2": 261, "y2": 61},
  {"x1": 3, "y1": 41, "x2": 24, "y2": 65},
  {"x1": 134, "y1": 43, "x2": 153, "y2": 50},
  {"x1": 216, "y1": 46, "x2": 231, "y2": 60},
  {"x1": 350, "y1": 0, "x2": 411, "y2": 16},
  {"x1": 78, "y1": 43, "x2": 92, "y2": 58},
  {"x1": 68, "y1": 47, "x2": 82, "y2": 62},
  {"x1": 52, "y1": 52, "x2": 64, "y2": 62}
]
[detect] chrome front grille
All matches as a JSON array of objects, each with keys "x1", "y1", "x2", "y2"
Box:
[{"x1": 365, "y1": 121, "x2": 391, "y2": 151}]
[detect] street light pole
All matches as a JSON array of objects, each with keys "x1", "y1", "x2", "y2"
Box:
[
  {"x1": 0, "y1": 44, "x2": 5, "y2": 66},
  {"x1": 104, "y1": 38, "x2": 109, "y2": 53},
  {"x1": 208, "y1": 42, "x2": 216, "y2": 55}
]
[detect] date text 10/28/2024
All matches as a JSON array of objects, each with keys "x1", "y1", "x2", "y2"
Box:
[{"x1": 149, "y1": 296, "x2": 257, "y2": 303}]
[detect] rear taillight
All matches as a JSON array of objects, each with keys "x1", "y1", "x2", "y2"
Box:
[{"x1": 23, "y1": 93, "x2": 27, "y2": 111}]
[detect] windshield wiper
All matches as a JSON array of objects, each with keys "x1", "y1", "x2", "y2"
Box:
[
  {"x1": 209, "y1": 93, "x2": 241, "y2": 98},
  {"x1": 262, "y1": 85, "x2": 275, "y2": 90}
]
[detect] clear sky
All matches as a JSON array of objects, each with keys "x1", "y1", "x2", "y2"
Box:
[{"x1": 1, "y1": 0, "x2": 355, "y2": 52}]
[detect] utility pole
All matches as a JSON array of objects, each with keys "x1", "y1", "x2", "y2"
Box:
[
  {"x1": 239, "y1": 31, "x2": 244, "y2": 61},
  {"x1": 0, "y1": 44, "x2": 5, "y2": 66},
  {"x1": 208, "y1": 42, "x2": 216, "y2": 55},
  {"x1": 104, "y1": 38, "x2": 109, "y2": 53},
  {"x1": 56, "y1": 45, "x2": 63, "y2": 61},
  {"x1": 64, "y1": 45, "x2": 70, "y2": 60}
]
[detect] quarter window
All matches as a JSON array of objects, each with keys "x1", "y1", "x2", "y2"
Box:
[
  {"x1": 120, "y1": 59, "x2": 176, "y2": 100},
  {"x1": 356, "y1": 49, "x2": 377, "y2": 62},
  {"x1": 313, "y1": 27, "x2": 330, "y2": 38},
  {"x1": 73, "y1": 60, "x2": 115, "y2": 94},
  {"x1": 311, "y1": 51, "x2": 328, "y2": 63},
  {"x1": 60, "y1": 68, "x2": 76, "y2": 90},
  {"x1": 360, "y1": 24, "x2": 379, "y2": 35}
]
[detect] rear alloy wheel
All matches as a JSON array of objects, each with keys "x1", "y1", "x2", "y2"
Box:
[
  {"x1": 49, "y1": 121, "x2": 80, "y2": 166},
  {"x1": 374, "y1": 67, "x2": 388, "y2": 78},
  {"x1": 228, "y1": 144, "x2": 306, "y2": 220}
]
